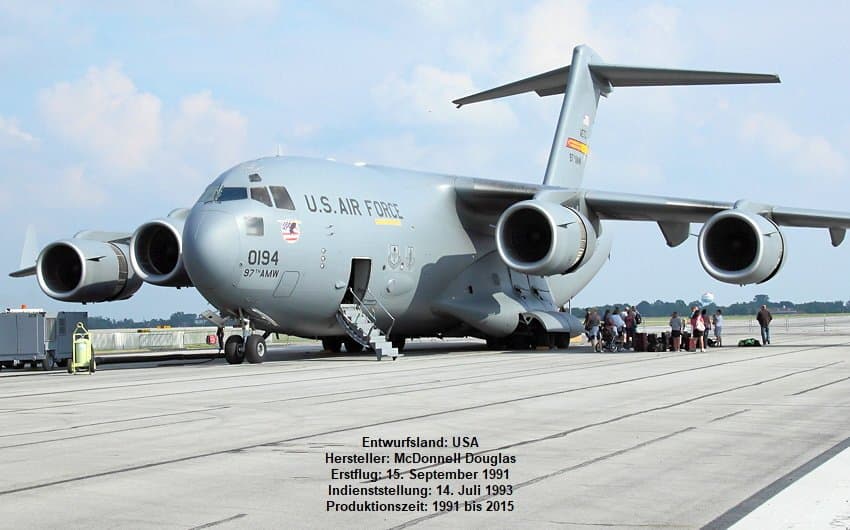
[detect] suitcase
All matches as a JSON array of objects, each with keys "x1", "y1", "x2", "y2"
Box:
[
  {"x1": 633, "y1": 332, "x2": 648, "y2": 352},
  {"x1": 646, "y1": 333, "x2": 658, "y2": 351},
  {"x1": 681, "y1": 331, "x2": 691, "y2": 351},
  {"x1": 659, "y1": 332, "x2": 669, "y2": 352},
  {"x1": 688, "y1": 337, "x2": 697, "y2": 351}
]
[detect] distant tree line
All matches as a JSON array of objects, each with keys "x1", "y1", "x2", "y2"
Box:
[
  {"x1": 88, "y1": 312, "x2": 203, "y2": 329},
  {"x1": 89, "y1": 295, "x2": 850, "y2": 329},
  {"x1": 571, "y1": 295, "x2": 850, "y2": 318}
]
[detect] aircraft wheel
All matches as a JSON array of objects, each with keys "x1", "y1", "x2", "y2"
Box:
[
  {"x1": 224, "y1": 335, "x2": 245, "y2": 364},
  {"x1": 41, "y1": 353, "x2": 55, "y2": 371},
  {"x1": 322, "y1": 337, "x2": 343, "y2": 353},
  {"x1": 344, "y1": 338, "x2": 364, "y2": 353},
  {"x1": 244, "y1": 335, "x2": 266, "y2": 364},
  {"x1": 391, "y1": 338, "x2": 405, "y2": 352}
]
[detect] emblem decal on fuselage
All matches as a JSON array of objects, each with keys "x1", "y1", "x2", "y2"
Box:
[{"x1": 277, "y1": 219, "x2": 301, "y2": 244}]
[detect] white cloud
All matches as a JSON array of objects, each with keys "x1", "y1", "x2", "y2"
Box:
[
  {"x1": 0, "y1": 115, "x2": 38, "y2": 146},
  {"x1": 25, "y1": 165, "x2": 108, "y2": 208},
  {"x1": 38, "y1": 64, "x2": 162, "y2": 173},
  {"x1": 168, "y1": 90, "x2": 248, "y2": 170},
  {"x1": 740, "y1": 112, "x2": 847, "y2": 179},
  {"x1": 374, "y1": 64, "x2": 516, "y2": 129},
  {"x1": 510, "y1": 0, "x2": 684, "y2": 74},
  {"x1": 36, "y1": 65, "x2": 249, "y2": 200},
  {"x1": 512, "y1": 0, "x2": 606, "y2": 74}
]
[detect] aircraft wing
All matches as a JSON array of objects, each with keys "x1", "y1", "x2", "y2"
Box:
[
  {"x1": 583, "y1": 190, "x2": 850, "y2": 246},
  {"x1": 453, "y1": 177, "x2": 850, "y2": 247}
]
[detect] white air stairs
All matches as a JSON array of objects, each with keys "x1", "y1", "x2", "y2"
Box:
[{"x1": 336, "y1": 293, "x2": 399, "y2": 360}]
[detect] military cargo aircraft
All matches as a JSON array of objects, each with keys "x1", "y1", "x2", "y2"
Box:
[{"x1": 12, "y1": 45, "x2": 850, "y2": 363}]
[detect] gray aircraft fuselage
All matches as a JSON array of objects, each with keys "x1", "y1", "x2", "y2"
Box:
[{"x1": 183, "y1": 156, "x2": 609, "y2": 339}]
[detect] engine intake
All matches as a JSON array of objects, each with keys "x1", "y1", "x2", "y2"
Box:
[
  {"x1": 37, "y1": 239, "x2": 142, "y2": 302},
  {"x1": 496, "y1": 200, "x2": 596, "y2": 276},
  {"x1": 130, "y1": 209, "x2": 192, "y2": 287},
  {"x1": 698, "y1": 210, "x2": 785, "y2": 284}
]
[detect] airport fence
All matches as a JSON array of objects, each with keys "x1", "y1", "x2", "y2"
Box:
[
  {"x1": 90, "y1": 327, "x2": 305, "y2": 353},
  {"x1": 639, "y1": 314, "x2": 850, "y2": 337}
]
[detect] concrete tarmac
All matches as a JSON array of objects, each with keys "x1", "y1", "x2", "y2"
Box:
[{"x1": 1, "y1": 320, "x2": 849, "y2": 529}]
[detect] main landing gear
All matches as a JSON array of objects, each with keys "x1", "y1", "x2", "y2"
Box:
[{"x1": 224, "y1": 319, "x2": 269, "y2": 365}]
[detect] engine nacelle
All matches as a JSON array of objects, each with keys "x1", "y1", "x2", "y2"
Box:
[
  {"x1": 130, "y1": 209, "x2": 192, "y2": 287},
  {"x1": 698, "y1": 210, "x2": 785, "y2": 284},
  {"x1": 36, "y1": 239, "x2": 142, "y2": 302},
  {"x1": 496, "y1": 200, "x2": 597, "y2": 276}
]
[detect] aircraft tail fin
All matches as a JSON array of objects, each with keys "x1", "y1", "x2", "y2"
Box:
[{"x1": 453, "y1": 45, "x2": 780, "y2": 189}]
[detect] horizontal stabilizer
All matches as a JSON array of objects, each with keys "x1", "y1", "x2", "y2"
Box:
[
  {"x1": 590, "y1": 65, "x2": 780, "y2": 87},
  {"x1": 453, "y1": 64, "x2": 779, "y2": 106}
]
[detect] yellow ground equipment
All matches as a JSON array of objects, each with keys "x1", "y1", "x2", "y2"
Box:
[{"x1": 69, "y1": 322, "x2": 96, "y2": 374}]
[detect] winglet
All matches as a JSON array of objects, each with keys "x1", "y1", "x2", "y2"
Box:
[
  {"x1": 10, "y1": 225, "x2": 39, "y2": 278},
  {"x1": 20, "y1": 224, "x2": 38, "y2": 269}
]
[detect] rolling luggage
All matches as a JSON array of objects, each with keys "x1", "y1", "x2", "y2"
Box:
[
  {"x1": 633, "y1": 332, "x2": 648, "y2": 352},
  {"x1": 646, "y1": 333, "x2": 658, "y2": 352}
]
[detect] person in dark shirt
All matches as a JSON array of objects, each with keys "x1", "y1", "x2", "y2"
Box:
[
  {"x1": 216, "y1": 326, "x2": 225, "y2": 354},
  {"x1": 756, "y1": 305, "x2": 773, "y2": 345}
]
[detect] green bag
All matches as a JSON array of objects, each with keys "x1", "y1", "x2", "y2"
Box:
[{"x1": 737, "y1": 338, "x2": 762, "y2": 347}]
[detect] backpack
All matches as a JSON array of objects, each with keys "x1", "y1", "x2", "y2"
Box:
[{"x1": 634, "y1": 312, "x2": 642, "y2": 325}]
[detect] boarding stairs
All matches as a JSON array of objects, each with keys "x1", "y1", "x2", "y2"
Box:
[{"x1": 336, "y1": 288, "x2": 399, "y2": 361}]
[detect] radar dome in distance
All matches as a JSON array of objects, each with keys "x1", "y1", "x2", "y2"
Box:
[{"x1": 700, "y1": 292, "x2": 715, "y2": 305}]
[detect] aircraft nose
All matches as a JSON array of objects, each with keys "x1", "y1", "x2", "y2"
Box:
[{"x1": 183, "y1": 209, "x2": 239, "y2": 289}]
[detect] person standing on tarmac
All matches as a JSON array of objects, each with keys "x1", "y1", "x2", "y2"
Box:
[
  {"x1": 216, "y1": 326, "x2": 225, "y2": 354},
  {"x1": 757, "y1": 305, "x2": 773, "y2": 345},
  {"x1": 713, "y1": 309, "x2": 724, "y2": 347},
  {"x1": 691, "y1": 306, "x2": 706, "y2": 352},
  {"x1": 700, "y1": 308, "x2": 711, "y2": 348},
  {"x1": 669, "y1": 311, "x2": 682, "y2": 352}
]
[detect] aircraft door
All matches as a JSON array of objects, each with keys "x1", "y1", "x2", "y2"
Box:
[{"x1": 342, "y1": 258, "x2": 371, "y2": 303}]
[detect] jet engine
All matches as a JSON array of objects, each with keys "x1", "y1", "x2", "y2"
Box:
[
  {"x1": 130, "y1": 209, "x2": 192, "y2": 287},
  {"x1": 698, "y1": 209, "x2": 785, "y2": 284},
  {"x1": 495, "y1": 200, "x2": 597, "y2": 276},
  {"x1": 36, "y1": 239, "x2": 142, "y2": 302}
]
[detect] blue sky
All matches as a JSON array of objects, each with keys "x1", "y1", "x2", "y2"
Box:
[{"x1": 1, "y1": 1, "x2": 849, "y2": 319}]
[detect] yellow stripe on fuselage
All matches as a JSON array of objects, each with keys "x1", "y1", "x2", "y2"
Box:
[{"x1": 566, "y1": 137, "x2": 589, "y2": 154}]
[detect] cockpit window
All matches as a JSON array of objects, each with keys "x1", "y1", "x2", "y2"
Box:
[
  {"x1": 197, "y1": 183, "x2": 219, "y2": 204},
  {"x1": 250, "y1": 187, "x2": 273, "y2": 207},
  {"x1": 269, "y1": 186, "x2": 295, "y2": 210},
  {"x1": 217, "y1": 187, "x2": 248, "y2": 202}
]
